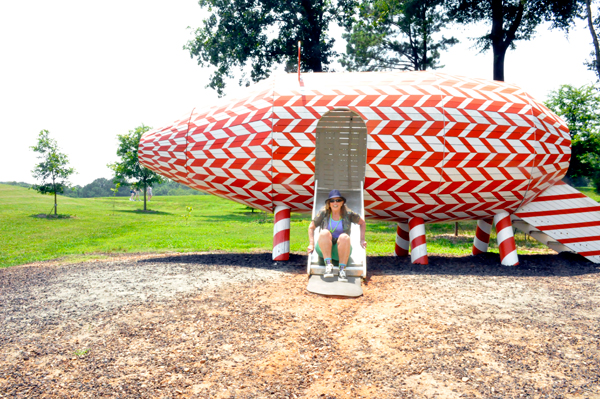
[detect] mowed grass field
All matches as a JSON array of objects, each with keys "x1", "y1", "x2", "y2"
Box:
[
  {"x1": 0, "y1": 183, "x2": 569, "y2": 268},
  {"x1": 576, "y1": 186, "x2": 600, "y2": 202}
]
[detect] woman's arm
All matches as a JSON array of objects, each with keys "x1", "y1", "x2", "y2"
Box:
[
  {"x1": 307, "y1": 221, "x2": 316, "y2": 253},
  {"x1": 358, "y1": 217, "x2": 367, "y2": 249}
]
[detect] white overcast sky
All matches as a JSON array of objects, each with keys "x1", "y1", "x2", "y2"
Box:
[{"x1": 0, "y1": 0, "x2": 597, "y2": 186}]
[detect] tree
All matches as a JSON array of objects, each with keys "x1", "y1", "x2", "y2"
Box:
[
  {"x1": 110, "y1": 182, "x2": 121, "y2": 214},
  {"x1": 30, "y1": 130, "x2": 76, "y2": 216},
  {"x1": 184, "y1": 0, "x2": 357, "y2": 95},
  {"x1": 447, "y1": 0, "x2": 580, "y2": 81},
  {"x1": 584, "y1": 0, "x2": 600, "y2": 81},
  {"x1": 108, "y1": 125, "x2": 165, "y2": 211},
  {"x1": 340, "y1": 0, "x2": 457, "y2": 71},
  {"x1": 545, "y1": 84, "x2": 600, "y2": 190}
]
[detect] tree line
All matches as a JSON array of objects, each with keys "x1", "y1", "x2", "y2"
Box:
[
  {"x1": 66, "y1": 178, "x2": 204, "y2": 198},
  {"x1": 1, "y1": 178, "x2": 203, "y2": 199}
]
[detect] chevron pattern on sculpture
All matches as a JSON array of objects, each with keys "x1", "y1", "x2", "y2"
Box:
[
  {"x1": 187, "y1": 82, "x2": 275, "y2": 212},
  {"x1": 138, "y1": 112, "x2": 192, "y2": 185}
]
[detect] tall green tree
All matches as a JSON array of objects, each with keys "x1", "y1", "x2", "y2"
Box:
[
  {"x1": 341, "y1": 0, "x2": 457, "y2": 71},
  {"x1": 447, "y1": 0, "x2": 580, "y2": 81},
  {"x1": 108, "y1": 125, "x2": 165, "y2": 211},
  {"x1": 545, "y1": 84, "x2": 600, "y2": 190},
  {"x1": 583, "y1": 0, "x2": 600, "y2": 81},
  {"x1": 184, "y1": 0, "x2": 357, "y2": 95},
  {"x1": 30, "y1": 130, "x2": 76, "y2": 216}
]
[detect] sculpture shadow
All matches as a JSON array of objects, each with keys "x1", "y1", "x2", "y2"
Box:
[
  {"x1": 367, "y1": 252, "x2": 599, "y2": 279},
  {"x1": 114, "y1": 209, "x2": 172, "y2": 215},
  {"x1": 137, "y1": 251, "x2": 599, "y2": 278},
  {"x1": 197, "y1": 214, "x2": 310, "y2": 223},
  {"x1": 28, "y1": 213, "x2": 74, "y2": 219},
  {"x1": 138, "y1": 252, "x2": 308, "y2": 274}
]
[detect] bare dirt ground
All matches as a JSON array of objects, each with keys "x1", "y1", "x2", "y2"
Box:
[{"x1": 1, "y1": 251, "x2": 599, "y2": 398}]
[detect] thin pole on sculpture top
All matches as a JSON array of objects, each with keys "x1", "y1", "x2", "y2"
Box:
[{"x1": 298, "y1": 41, "x2": 301, "y2": 81}]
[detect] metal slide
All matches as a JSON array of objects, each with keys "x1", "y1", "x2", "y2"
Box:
[
  {"x1": 306, "y1": 180, "x2": 367, "y2": 276},
  {"x1": 306, "y1": 108, "x2": 368, "y2": 296},
  {"x1": 306, "y1": 181, "x2": 366, "y2": 297},
  {"x1": 512, "y1": 181, "x2": 600, "y2": 263}
]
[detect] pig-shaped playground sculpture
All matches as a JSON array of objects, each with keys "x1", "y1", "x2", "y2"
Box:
[{"x1": 139, "y1": 71, "x2": 600, "y2": 269}]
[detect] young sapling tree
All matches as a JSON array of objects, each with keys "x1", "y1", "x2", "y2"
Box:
[
  {"x1": 108, "y1": 124, "x2": 164, "y2": 211},
  {"x1": 30, "y1": 130, "x2": 76, "y2": 216}
]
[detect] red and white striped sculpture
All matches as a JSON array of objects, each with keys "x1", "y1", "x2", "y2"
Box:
[{"x1": 138, "y1": 71, "x2": 600, "y2": 265}]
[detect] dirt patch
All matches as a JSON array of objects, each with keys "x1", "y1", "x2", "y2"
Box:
[{"x1": 1, "y1": 252, "x2": 599, "y2": 398}]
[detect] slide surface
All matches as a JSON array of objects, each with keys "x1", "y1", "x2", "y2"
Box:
[
  {"x1": 307, "y1": 182, "x2": 366, "y2": 277},
  {"x1": 513, "y1": 181, "x2": 600, "y2": 264}
]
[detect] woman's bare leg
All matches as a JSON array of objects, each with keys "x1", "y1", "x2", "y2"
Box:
[
  {"x1": 318, "y1": 230, "x2": 333, "y2": 259},
  {"x1": 337, "y1": 233, "x2": 351, "y2": 265}
]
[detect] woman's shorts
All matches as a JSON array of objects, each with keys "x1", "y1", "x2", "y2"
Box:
[{"x1": 315, "y1": 240, "x2": 352, "y2": 261}]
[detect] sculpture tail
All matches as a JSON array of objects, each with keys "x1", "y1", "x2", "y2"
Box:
[{"x1": 513, "y1": 181, "x2": 600, "y2": 264}]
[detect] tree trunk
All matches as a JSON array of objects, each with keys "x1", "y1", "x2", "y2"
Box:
[
  {"x1": 301, "y1": 0, "x2": 324, "y2": 73},
  {"x1": 53, "y1": 176, "x2": 57, "y2": 215},
  {"x1": 493, "y1": 49, "x2": 506, "y2": 81},
  {"x1": 143, "y1": 184, "x2": 147, "y2": 211},
  {"x1": 454, "y1": 222, "x2": 458, "y2": 237},
  {"x1": 586, "y1": 0, "x2": 600, "y2": 80},
  {"x1": 490, "y1": 0, "x2": 505, "y2": 81},
  {"x1": 490, "y1": 0, "x2": 524, "y2": 82},
  {"x1": 408, "y1": 26, "x2": 420, "y2": 70},
  {"x1": 421, "y1": 6, "x2": 428, "y2": 70}
]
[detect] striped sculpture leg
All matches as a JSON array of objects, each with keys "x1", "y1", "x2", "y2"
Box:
[
  {"x1": 493, "y1": 212, "x2": 519, "y2": 266},
  {"x1": 273, "y1": 205, "x2": 290, "y2": 261},
  {"x1": 409, "y1": 217, "x2": 428, "y2": 265},
  {"x1": 395, "y1": 222, "x2": 410, "y2": 257},
  {"x1": 472, "y1": 218, "x2": 493, "y2": 255}
]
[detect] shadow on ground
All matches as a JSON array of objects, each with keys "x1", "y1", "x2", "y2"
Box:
[
  {"x1": 114, "y1": 209, "x2": 172, "y2": 215},
  {"x1": 138, "y1": 251, "x2": 599, "y2": 278}
]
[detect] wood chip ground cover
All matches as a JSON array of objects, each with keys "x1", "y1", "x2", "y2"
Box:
[{"x1": 1, "y1": 252, "x2": 599, "y2": 398}]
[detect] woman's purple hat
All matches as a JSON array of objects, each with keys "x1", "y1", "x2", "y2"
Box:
[{"x1": 327, "y1": 189, "x2": 346, "y2": 203}]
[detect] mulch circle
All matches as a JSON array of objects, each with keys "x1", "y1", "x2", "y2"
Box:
[{"x1": 31, "y1": 213, "x2": 74, "y2": 219}]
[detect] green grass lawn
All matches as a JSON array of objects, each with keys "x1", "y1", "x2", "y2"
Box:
[
  {"x1": 576, "y1": 186, "x2": 600, "y2": 202},
  {"x1": 1, "y1": 183, "x2": 580, "y2": 268}
]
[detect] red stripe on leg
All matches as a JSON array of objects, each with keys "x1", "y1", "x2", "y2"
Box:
[
  {"x1": 499, "y1": 237, "x2": 517, "y2": 258},
  {"x1": 274, "y1": 208, "x2": 291, "y2": 223},
  {"x1": 412, "y1": 255, "x2": 428, "y2": 265},
  {"x1": 495, "y1": 215, "x2": 512, "y2": 232},
  {"x1": 411, "y1": 234, "x2": 427, "y2": 249},
  {"x1": 273, "y1": 229, "x2": 290, "y2": 245}
]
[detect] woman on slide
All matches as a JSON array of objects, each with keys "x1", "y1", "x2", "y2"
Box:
[{"x1": 307, "y1": 189, "x2": 366, "y2": 282}]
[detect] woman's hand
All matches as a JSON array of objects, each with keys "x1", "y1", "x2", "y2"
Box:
[
  {"x1": 307, "y1": 221, "x2": 316, "y2": 255},
  {"x1": 358, "y1": 218, "x2": 367, "y2": 250}
]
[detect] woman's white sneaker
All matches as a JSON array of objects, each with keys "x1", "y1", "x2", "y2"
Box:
[{"x1": 324, "y1": 262, "x2": 334, "y2": 278}]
